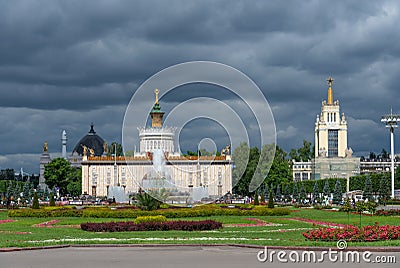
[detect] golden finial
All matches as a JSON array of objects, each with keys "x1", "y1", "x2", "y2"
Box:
[
  {"x1": 326, "y1": 77, "x2": 334, "y2": 105},
  {"x1": 154, "y1": 88, "x2": 159, "y2": 104},
  {"x1": 43, "y1": 142, "x2": 48, "y2": 153}
]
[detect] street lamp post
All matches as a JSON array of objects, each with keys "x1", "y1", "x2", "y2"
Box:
[{"x1": 381, "y1": 111, "x2": 400, "y2": 199}]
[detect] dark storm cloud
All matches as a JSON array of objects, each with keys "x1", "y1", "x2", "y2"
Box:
[{"x1": 1, "y1": 0, "x2": 400, "y2": 173}]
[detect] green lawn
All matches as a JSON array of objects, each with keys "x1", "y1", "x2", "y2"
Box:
[{"x1": 1, "y1": 208, "x2": 400, "y2": 248}]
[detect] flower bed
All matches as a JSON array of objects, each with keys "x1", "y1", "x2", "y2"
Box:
[
  {"x1": 224, "y1": 217, "x2": 282, "y2": 227},
  {"x1": 81, "y1": 219, "x2": 222, "y2": 232},
  {"x1": 303, "y1": 224, "x2": 400, "y2": 242},
  {"x1": 0, "y1": 219, "x2": 14, "y2": 224},
  {"x1": 287, "y1": 217, "x2": 346, "y2": 228},
  {"x1": 32, "y1": 219, "x2": 60, "y2": 228}
]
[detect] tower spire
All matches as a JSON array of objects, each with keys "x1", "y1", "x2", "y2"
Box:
[
  {"x1": 326, "y1": 77, "x2": 334, "y2": 105},
  {"x1": 62, "y1": 130, "x2": 67, "y2": 159},
  {"x1": 150, "y1": 88, "x2": 165, "y2": 128}
]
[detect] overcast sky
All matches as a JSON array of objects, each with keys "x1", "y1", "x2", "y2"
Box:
[{"x1": 1, "y1": 0, "x2": 400, "y2": 174}]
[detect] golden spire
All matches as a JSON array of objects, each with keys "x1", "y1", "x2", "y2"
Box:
[
  {"x1": 154, "y1": 88, "x2": 159, "y2": 104},
  {"x1": 326, "y1": 77, "x2": 334, "y2": 105}
]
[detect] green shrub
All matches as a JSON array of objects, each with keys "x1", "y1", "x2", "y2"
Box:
[
  {"x1": 49, "y1": 192, "x2": 56, "y2": 206},
  {"x1": 134, "y1": 215, "x2": 167, "y2": 224},
  {"x1": 267, "y1": 190, "x2": 275, "y2": 209},
  {"x1": 254, "y1": 189, "x2": 259, "y2": 205},
  {"x1": 9, "y1": 205, "x2": 291, "y2": 218},
  {"x1": 32, "y1": 192, "x2": 39, "y2": 209}
]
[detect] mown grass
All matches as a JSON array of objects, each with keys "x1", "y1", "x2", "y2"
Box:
[{"x1": 1, "y1": 208, "x2": 400, "y2": 248}]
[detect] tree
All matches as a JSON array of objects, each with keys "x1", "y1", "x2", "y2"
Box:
[
  {"x1": 333, "y1": 180, "x2": 343, "y2": 205},
  {"x1": 32, "y1": 191, "x2": 39, "y2": 209},
  {"x1": 44, "y1": 158, "x2": 76, "y2": 196},
  {"x1": 43, "y1": 187, "x2": 49, "y2": 198},
  {"x1": 369, "y1": 152, "x2": 376, "y2": 160},
  {"x1": 264, "y1": 145, "x2": 291, "y2": 188},
  {"x1": 67, "y1": 181, "x2": 81, "y2": 197},
  {"x1": 292, "y1": 184, "x2": 298, "y2": 201},
  {"x1": 49, "y1": 192, "x2": 56, "y2": 206},
  {"x1": 268, "y1": 190, "x2": 275, "y2": 208},
  {"x1": 395, "y1": 167, "x2": 400, "y2": 190},
  {"x1": 289, "y1": 149, "x2": 300, "y2": 162},
  {"x1": 276, "y1": 184, "x2": 282, "y2": 201},
  {"x1": 28, "y1": 183, "x2": 35, "y2": 200},
  {"x1": 252, "y1": 144, "x2": 275, "y2": 192},
  {"x1": 6, "y1": 181, "x2": 14, "y2": 198},
  {"x1": 232, "y1": 142, "x2": 253, "y2": 196},
  {"x1": 284, "y1": 184, "x2": 290, "y2": 202},
  {"x1": 22, "y1": 180, "x2": 31, "y2": 199},
  {"x1": 380, "y1": 148, "x2": 389, "y2": 159},
  {"x1": 379, "y1": 176, "x2": 390, "y2": 205},
  {"x1": 0, "y1": 169, "x2": 15, "y2": 180},
  {"x1": 67, "y1": 167, "x2": 82, "y2": 197},
  {"x1": 254, "y1": 189, "x2": 259, "y2": 205},
  {"x1": 323, "y1": 179, "x2": 330, "y2": 197},
  {"x1": 355, "y1": 201, "x2": 366, "y2": 228},
  {"x1": 107, "y1": 142, "x2": 123, "y2": 157},
  {"x1": 297, "y1": 140, "x2": 313, "y2": 161},
  {"x1": 299, "y1": 183, "x2": 306, "y2": 201},
  {"x1": 341, "y1": 198, "x2": 353, "y2": 225},
  {"x1": 312, "y1": 181, "x2": 320, "y2": 203},
  {"x1": 260, "y1": 188, "x2": 265, "y2": 203},
  {"x1": 363, "y1": 175, "x2": 373, "y2": 201},
  {"x1": 289, "y1": 140, "x2": 313, "y2": 162}
]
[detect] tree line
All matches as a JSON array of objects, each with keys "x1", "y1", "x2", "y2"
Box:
[{"x1": 231, "y1": 140, "x2": 394, "y2": 202}]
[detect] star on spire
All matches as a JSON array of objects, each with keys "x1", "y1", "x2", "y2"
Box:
[{"x1": 326, "y1": 77, "x2": 334, "y2": 87}]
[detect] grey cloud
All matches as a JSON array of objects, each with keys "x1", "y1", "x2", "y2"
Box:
[{"x1": 1, "y1": 0, "x2": 400, "y2": 173}]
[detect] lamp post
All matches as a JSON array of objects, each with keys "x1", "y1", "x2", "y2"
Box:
[{"x1": 381, "y1": 110, "x2": 400, "y2": 199}]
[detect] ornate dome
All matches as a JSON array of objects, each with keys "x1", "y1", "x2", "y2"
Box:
[{"x1": 73, "y1": 124, "x2": 106, "y2": 156}]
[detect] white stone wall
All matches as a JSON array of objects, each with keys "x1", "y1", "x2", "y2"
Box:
[{"x1": 82, "y1": 159, "x2": 232, "y2": 198}]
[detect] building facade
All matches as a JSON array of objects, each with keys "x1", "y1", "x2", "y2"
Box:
[
  {"x1": 360, "y1": 158, "x2": 400, "y2": 174},
  {"x1": 292, "y1": 161, "x2": 313, "y2": 182},
  {"x1": 293, "y1": 78, "x2": 360, "y2": 190},
  {"x1": 81, "y1": 90, "x2": 233, "y2": 203}
]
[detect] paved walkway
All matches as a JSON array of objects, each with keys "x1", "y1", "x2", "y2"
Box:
[{"x1": 1, "y1": 245, "x2": 398, "y2": 268}]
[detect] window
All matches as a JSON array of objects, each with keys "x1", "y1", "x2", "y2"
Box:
[
  {"x1": 121, "y1": 167, "x2": 126, "y2": 185},
  {"x1": 203, "y1": 169, "x2": 208, "y2": 186},
  {"x1": 107, "y1": 167, "x2": 111, "y2": 185},
  {"x1": 328, "y1": 129, "x2": 338, "y2": 157}
]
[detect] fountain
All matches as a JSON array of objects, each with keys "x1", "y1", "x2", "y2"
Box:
[
  {"x1": 142, "y1": 149, "x2": 176, "y2": 190},
  {"x1": 141, "y1": 149, "x2": 210, "y2": 205},
  {"x1": 107, "y1": 185, "x2": 128, "y2": 203}
]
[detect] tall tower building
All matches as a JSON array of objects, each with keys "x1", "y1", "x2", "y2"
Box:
[
  {"x1": 62, "y1": 130, "x2": 67, "y2": 159},
  {"x1": 39, "y1": 142, "x2": 51, "y2": 190},
  {"x1": 312, "y1": 77, "x2": 359, "y2": 191},
  {"x1": 138, "y1": 89, "x2": 176, "y2": 155},
  {"x1": 314, "y1": 77, "x2": 348, "y2": 158},
  {"x1": 292, "y1": 77, "x2": 360, "y2": 192}
]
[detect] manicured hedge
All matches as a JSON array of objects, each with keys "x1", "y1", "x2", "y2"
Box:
[
  {"x1": 81, "y1": 220, "x2": 222, "y2": 232},
  {"x1": 8, "y1": 205, "x2": 290, "y2": 218},
  {"x1": 375, "y1": 209, "x2": 400, "y2": 216},
  {"x1": 134, "y1": 215, "x2": 167, "y2": 224}
]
